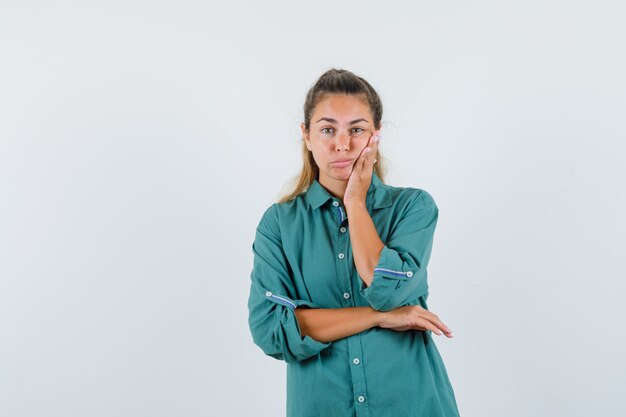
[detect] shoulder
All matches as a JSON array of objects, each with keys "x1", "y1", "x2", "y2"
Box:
[
  {"x1": 385, "y1": 183, "x2": 438, "y2": 213},
  {"x1": 384, "y1": 186, "x2": 439, "y2": 234},
  {"x1": 256, "y1": 193, "x2": 308, "y2": 235}
]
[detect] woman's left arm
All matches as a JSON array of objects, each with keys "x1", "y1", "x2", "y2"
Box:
[
  {"x1": 344, "y1": 131, "x2": 439, "y2": 312},
  {"x1": 349, "y1": 190, "x2": 439, "y2": 312},
  {"x1": 343, "y1": 130, "x2": 383, "y2": 287},
  {"x1": 344, "y1": 201, "x2": 384, "y2": 287}
]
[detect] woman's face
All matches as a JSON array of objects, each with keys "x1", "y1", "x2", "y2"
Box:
[{"x1": 301, "y1": 93, "x2": 378, "y2": 184}]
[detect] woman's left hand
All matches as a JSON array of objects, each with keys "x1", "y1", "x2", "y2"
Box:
[{"x1": 343, "y1": 130, "x2": 381, "y2": 206}]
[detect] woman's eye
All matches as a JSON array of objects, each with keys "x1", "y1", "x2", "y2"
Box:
[{"x1": 321, "y1": 127, "x2": 363, "y2": 135}]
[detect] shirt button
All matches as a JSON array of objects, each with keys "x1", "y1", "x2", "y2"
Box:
[
  {"x1": 340, "y1": 226, "x2": 347, "y2": 233},
  {"x1": 357, "y1": 395, "x2": 365, "y2": 403},
  {"x1": 406, "y1": 271, "x2": 414, "y2": 277},
  {"x1": 332, "y1": 201, "x2": 339, "y2": 206},
  {"x1": 265, "y1": 291, "x2": 272, "y2": 296},
  {"x1": 353, "y1": 358, "x2": 360, "y2": 365},
  {"x1": 343, "y1": 292, "x2": 350, "y2": 299},
  {"x1": 338, "y1": 253, "x2": 345, "y2": 259}
]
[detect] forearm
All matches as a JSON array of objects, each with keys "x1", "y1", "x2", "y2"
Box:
[
  {"x1": 294, "y1": 306, "x2": 383, "y2": 343},
  {"x1": 345, "y1": 201, "x2": 384, "y2": 287}
]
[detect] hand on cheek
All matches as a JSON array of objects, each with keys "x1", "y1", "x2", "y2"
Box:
[
  {"x1": 344, "y1": 130, "x2": 381, "y2": 205},
  {"x1": 358, "y1": 130, "x2": 380, "y2": 170}
]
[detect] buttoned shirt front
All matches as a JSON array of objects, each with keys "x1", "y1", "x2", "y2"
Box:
[{"x1": 247, "y1": 172, "x2": 461, "y2": 417}]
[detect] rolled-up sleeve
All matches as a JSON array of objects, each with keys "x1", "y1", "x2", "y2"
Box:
[
  {"x1": 360, "y1": 190, "x2": 439, "y2": 312},
  {"x1": 247, "y1": 205, "x2": 332, "y2": 363}
]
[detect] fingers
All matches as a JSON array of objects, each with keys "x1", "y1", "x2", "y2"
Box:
[
  {"x1": 368, "y1": 130, "x2": 380, "y2": 157},
  {"x1": 382, "y1": 306, "x2": 454, "y2": 338},
  {"x1": 415, "y1": 317, "x2": 444, "y2": 336},
  {"x1": 371, "y1": 132, "x2": 380, "y2": 165},
  {"x1": 419, "y1": 308, "x2": 453, "y2": 336},
  {"x1": 389, "y1": 317, "x2": 446, "y2": 337},
  {"x1": 353, "y1": 131, "x2": 381, "y2": 173},
  {"x1": 406, "y1": 305, "x2": 454, "y2": 338},
  {"x1": 360, "y1": 131, "x2": 380, "y2": 170},
  {"x1": 422, "y1": 314, "x2": 453, "y2": 338}
]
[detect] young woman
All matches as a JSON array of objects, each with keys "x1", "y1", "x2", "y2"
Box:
[{"x1": 248, "y1": 68, "x2": 461, "y2": 417}]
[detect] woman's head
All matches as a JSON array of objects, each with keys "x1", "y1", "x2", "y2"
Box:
[
  {"x1": 302, "y1": 69, "x2": 383, "y2": 133},
  {"x1": 277, "y1": 68, "x2": 387, "y2": 203}
]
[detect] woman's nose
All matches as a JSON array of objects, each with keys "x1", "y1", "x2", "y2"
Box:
[{"x1": 335, "y1": 133, "x2": 350, "y2": 151}]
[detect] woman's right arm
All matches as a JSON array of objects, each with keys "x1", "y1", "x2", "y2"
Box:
[
  {"x1": 295, "y1": 304, "x2": 453, "y2": 343},
  {"x1": 294, "y1": 306, "x2": 382, "y2": 343}
]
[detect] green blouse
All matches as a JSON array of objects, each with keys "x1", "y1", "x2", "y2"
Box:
[{"x1": 247, "y1": 171, "x2": 461, "y2": 417}]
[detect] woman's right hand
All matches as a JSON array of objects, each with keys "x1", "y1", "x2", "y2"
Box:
[{"x1": 378, "y1": 305, "x2": 453, "y2": 337}]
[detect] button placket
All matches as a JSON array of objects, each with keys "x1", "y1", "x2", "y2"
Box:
[
  {"x1": 332, "y1": 200, "x2": 367, "y2": 412},
  {"x1": 330, "y1": 200, "x2": 346, "y2": 225},
  {"x1": 346, "y1": 326, "x2": 368, "y2": 413},
  {"x1": 336, "y1": 216, "x2": 353, "y2": 307}
]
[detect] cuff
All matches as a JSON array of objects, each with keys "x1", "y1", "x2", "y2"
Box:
[
  {"x1": 372, "y1": 245, "x2": 416, "y2": 280},
  {"x1": 359, "y1": 245, "x2": 428, "y2": 311},
  {"x1": 264, "y1": 291, "x2": 332, "y2": 363}
]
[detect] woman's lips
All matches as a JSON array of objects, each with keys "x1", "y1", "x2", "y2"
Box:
[{"x1": 331, "y1": 159, "x2": 354, "y2": 168}]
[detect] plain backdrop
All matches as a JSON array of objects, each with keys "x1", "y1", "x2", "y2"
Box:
[{"x1": 1, "y1": 1, "x2": 625, "y2": 416}]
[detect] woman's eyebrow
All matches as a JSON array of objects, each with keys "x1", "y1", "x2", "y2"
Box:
[{"x1": 315, "y1": 117, "x2": 369, "y2": 125}]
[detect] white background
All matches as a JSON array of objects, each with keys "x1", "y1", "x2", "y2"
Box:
[{"x1": 1, "y1": 1, "x2": 625, "y2": 416}]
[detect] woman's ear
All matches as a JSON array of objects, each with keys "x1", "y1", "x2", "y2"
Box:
[{"x1": 301, "y1": 122, "x2": 311, "y2": 151}]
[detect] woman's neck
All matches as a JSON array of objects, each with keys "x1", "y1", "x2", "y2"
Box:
[{"x1": 318, "y1": 173, "x2": 347, "y2": 200}]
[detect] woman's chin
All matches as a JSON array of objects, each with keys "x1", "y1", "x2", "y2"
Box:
[{"x1": 331, "y1": 167, "x2": 353, "y2": 180}]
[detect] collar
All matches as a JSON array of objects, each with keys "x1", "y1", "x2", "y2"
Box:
[{"x1": 305, "y1": 171, "x2": 392, "y2": 211}]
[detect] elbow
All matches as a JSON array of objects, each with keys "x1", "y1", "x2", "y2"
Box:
[
  {"x1": 249, "y1": 314, "x2": 331, "y2": 364},
  {"x1": 249, "y1": 324, "x2": 284, "y2": 362},
  {"x1": 362, "y1": 281, "x2": 428, "y2": 312},
  {"x1": 249, "y1": 328, "x2": 299, "y2": 364},
  {"x1": 360, "y1": 279, "x2": 401, "y2": 312},
  {"x1": 250, "y1": 336, "x2": 324, "y2": 364},
  {"x1": 361, "y1": 288, "x2": 397, "y2": 312},
  {"x1": 367, "y1": 297, "x2": 397, "y2": 312}
]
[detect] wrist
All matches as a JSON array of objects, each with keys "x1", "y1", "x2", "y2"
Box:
[
  {"x1": 369, "y1": 307, "x2": 385, "y2": 328},
  {"x1": 344, "y1": 200, "x2": 367, "y2": 211}
]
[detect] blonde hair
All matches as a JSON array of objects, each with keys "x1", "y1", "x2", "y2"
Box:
[{"x1": 277, "y1": 68, "x2": 388, "y2": 203}]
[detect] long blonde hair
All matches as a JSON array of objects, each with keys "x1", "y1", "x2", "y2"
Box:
[{"x1": 277, "y1": 69, "x2": 388, "y2": 203}]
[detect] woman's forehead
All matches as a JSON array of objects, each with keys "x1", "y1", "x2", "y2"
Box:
[{"x1": 313, "y1": 94, "x2": 371, "y2": 121}]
